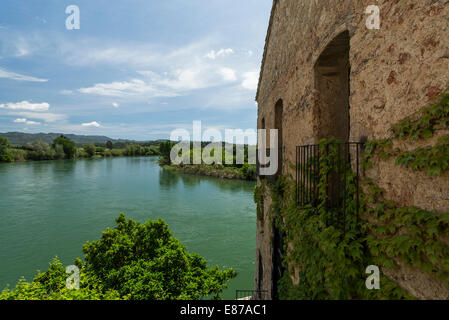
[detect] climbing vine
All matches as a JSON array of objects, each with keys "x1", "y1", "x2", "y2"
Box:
[
  {"x1": 392, "y1": 87, "x2": 449, "y2": 140},
  {"x1": 396, "y1": 136, "x2": 449, "y2": 176},
  {"x1": 267, "y1": 141, "x2": 412, "y2": 300},
  {"x1": 254, "y1": 88, "x2": 449, "y2": 300},
  {"x1": 254, "y1": 181, "x2": 267, "y2": 224}
]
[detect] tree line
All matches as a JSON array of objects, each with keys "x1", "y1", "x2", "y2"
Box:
[
  {"x1": 158, "y1": 141, "x2": 257, "y2": 180},
  {"x1": 0, "y1": 135, "x2": 161, "y2": 162}
]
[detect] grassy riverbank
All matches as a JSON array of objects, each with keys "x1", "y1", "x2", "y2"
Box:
[
  {"x1": 162, "y1": 163, "x2": 256, "y2": 181},
  {"x1": 158, "y1": 141, "x2": 257, "y2": 181}
]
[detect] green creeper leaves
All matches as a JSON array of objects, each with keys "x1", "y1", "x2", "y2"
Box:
[
  {"x1": 392, "y1": 87, "x2": 449, "y2": 141},
  {"x1": 395, "y1": 135, "x2": 449, "y2": 176}
]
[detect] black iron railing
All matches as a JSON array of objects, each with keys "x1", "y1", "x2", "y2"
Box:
[
  {"x1": 235, "y1": 290, "x2": 269, "y2": 300},
  {"x1": 295, "y1": 142, "x2": 363, "y2": 232}
]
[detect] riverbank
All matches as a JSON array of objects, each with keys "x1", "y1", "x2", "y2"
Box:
[
  {"x1": 0, "y1": 135, "x2": 160, "y2": 163},
  {"x1": 163, "y1": 164, "x2": 256, "y2": 181},
  {"x1": 3, "y1": 148, "x2": 158, "y2": 163}
]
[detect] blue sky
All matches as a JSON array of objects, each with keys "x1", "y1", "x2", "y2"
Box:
[{"x1": 0, "y1": 0, "x2": 272, "y2": 140}]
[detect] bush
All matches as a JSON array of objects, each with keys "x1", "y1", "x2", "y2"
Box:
[
  {"x1": 0, "y1": 137, "x2": 14, "y2": 162},
  {"x1": 0, "y1": 143, "x2": 14, "y2": 163},
  {"x1": 1, "y1": 214, "x2": 236, "y2": 300},
  {"x1": 159, "y1": 141, "x2": 175, "y2": 165},
  {"x1": 53, "y1": 136, "x2": 76, "y2": 159},
  {"x1": 111, "y1": 149, "x2": 124, "y2": 157},
  {"x1": 26, "y1": 141, "x2": 55, "y2": 160},
  {"x1": 0, "y1": 258, "x2": 122, "y2": 300},
  {"x1": 241, "y1": 164, "x2": 257, "y2": 180},
  {"x1": 124, "y1": 144, "x2": 143, "y2": 156},
  {"x1": 84, "y1": 144, "x2": 96, "y2": 158}
]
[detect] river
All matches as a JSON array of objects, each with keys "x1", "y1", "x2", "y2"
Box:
[{"x1": 0, "y1": 156, "x2": 256, "y2": 299}]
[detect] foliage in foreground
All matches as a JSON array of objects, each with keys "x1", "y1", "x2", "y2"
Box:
[{"x1": 0, "y1": 214, "x2": 236, "y2": 300}]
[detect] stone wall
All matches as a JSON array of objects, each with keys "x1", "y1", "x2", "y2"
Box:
[{"x1": 255, "y1": 0, "x2": 449, "y2": 299}]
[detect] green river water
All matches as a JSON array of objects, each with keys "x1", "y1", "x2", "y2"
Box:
[{"x1": 0, "y1": 156, "x2": 256, "y2": 299}]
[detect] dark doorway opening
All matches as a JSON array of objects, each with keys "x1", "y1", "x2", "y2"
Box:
[
  {"x1": 314, "y1": 30, "x2": 350, "y2": 142},
  {"x1": 314, "y1": 31, "x2": 351, "y2": 205}
]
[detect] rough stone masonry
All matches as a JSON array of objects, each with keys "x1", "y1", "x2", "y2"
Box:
[{"x1": 255, "y1": 0, "x2": 449, "y2": 299}]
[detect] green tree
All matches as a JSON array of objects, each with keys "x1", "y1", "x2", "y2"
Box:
[
  {"x1": 0, "y1": 257, "x2": 123, "y2": 300},
  {"x1": 0, "y1": 137, "x2": 14, "y2": 162},
  {"x1": 159, "y1": 141, "x2": 175, "y2": 165},
  {"x1": 26, "y1": 140, "x2": 54, "y2": 160},
  {"x1": 106, "y1": 141, "x2": 113, "y2": 150},
  {"x1": 124, "y1": 143, "x2": 143, "y2": 156},
  {"x1": 84, "y1": 143, "x2": 96, "y2": 158},
  {"x1": 1, "y1": 214, "x2": 236, "y2": 300},
  {"x1": 52, "y1": 135, "x2": 76, "y2": 159}
]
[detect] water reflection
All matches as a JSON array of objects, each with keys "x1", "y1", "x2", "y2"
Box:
[
  {"x1": 158, "y1": 167, "x2": 255, "y2": 194},
  {"x1": 158, "y1": 168, "x2": 180, "y2": 190},
  {"x1": 105, "y1": 158, "x2": 113, "y2": 174},
  {"x1": 51, "y1": 159, "x2": 76, "y2": 178},
  {"x1": 30, "y1": 161, "x2": 52, "y2": 177}
]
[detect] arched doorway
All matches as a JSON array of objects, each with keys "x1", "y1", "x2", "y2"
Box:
[
  {"x1": 314, "y1": 30, "x2": 350, "y2": 142},
  {"x1": 313, "y1": 30, "x2": 351, "y2": 214}
]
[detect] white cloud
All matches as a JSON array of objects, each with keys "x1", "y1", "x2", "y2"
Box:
[
  {"x1": 78, "y1": 65, "x2": 236, "y2": 99},
  {"x1": 205, "y1": 48, "x2": 234, "y2": 60},
  {"x1": 218, "y1": 68, "x2": 237, "y2": 82},
  {"x1": 0, "y1": 101, "x2": 50, "y2": 111},
  {"x1": 13, "y1": 118, "x2": 40, "y2": 125},
  {"x1": 112, "y1": 102, "x2": 119, "y2": 108},
  {"x1": 79, "y1": 79, "x2": 178, "y2": 98},
  {"x1": 10, "y1": 112, "x2": 66, "y2": 123},
  {"x1": 0, "y1": 68, "x2": 48, "y2": 82},
  {"x1": 60, "y1": 90, "x2": 73, "y2": 95},
  {"x1": 81, "y1": 121, "x2": 101, "y2": 128},
  {"x1": 241, "y1": 71, "x2": 259, "y2": 90},
  {"x1": 67, "y1": 39, "x2": 260, "y2": 108}
]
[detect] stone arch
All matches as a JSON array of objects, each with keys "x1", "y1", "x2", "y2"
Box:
[{"x1": 314, "y1": 30, "x2": 350, "y2": 142}]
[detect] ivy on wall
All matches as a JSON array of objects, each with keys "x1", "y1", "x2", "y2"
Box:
[
  {"x1": 254, "y1": 182, "x2": 266, "y2": 225},
  {"x1": 395, "y1": 136, "x2": 449, "y2": 176},
  {"x1": 255, "y1": 88, "x2": 449, "y2": 300}
]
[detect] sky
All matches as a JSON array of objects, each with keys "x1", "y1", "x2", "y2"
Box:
[{"x1": 0, "y1": 0, "x2": 272, "y2": 141}]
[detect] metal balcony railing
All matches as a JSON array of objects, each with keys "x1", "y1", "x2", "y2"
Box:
[{"x1": 296, "y1": 142, "x2": 363, "y2": 232}]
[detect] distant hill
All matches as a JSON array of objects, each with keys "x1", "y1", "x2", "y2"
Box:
[{"x1": 0, "y1": 132, "x2": 137, "y2": 146}]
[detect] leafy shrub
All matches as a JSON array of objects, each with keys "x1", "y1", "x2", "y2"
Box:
[
  {"x1": 84, "y1": 144, "x2": 96, "y2": 158},
  {"x1": 1, "y1": 214, "x2": 236, "y2": 300},
  {"x1": 0, "y1": 137, "x2": 14, "y2": 162},
  {"x1": 53, "y1": 136, "x2": 76, "y2": 159}
]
